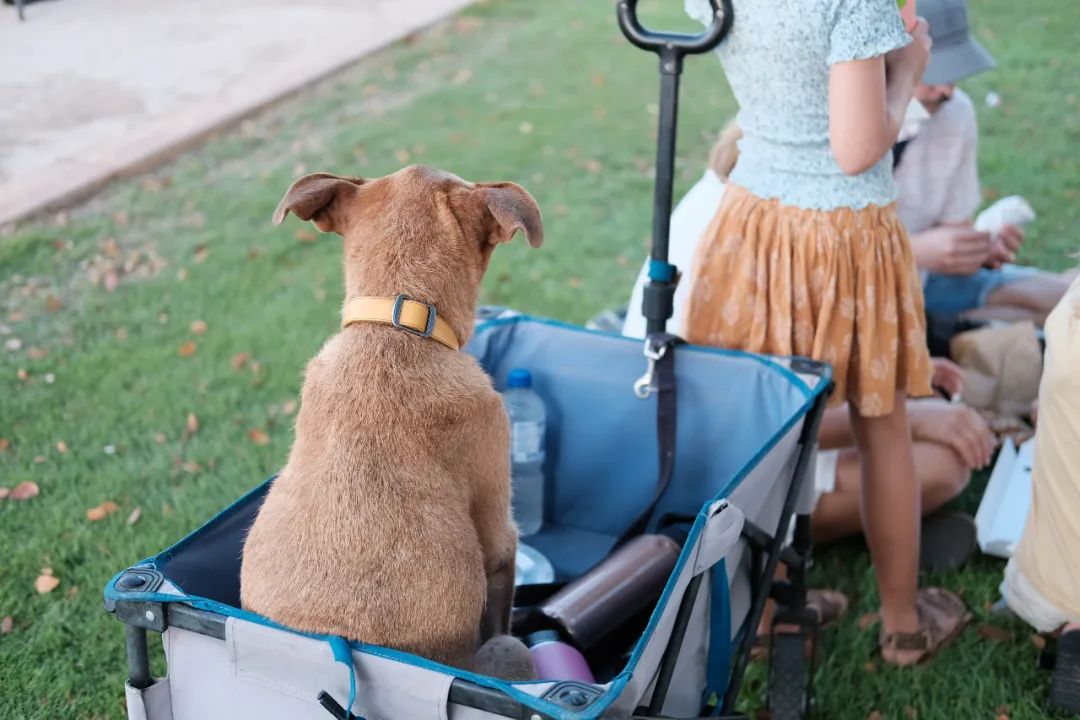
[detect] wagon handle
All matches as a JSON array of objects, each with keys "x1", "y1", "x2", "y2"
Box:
[{"x1": 616, "y1": 0, "x2": 732, "y2": 337}]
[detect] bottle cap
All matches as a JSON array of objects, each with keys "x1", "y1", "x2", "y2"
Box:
[
  {"x1": 507, "y1": 369, "x2": 533, "y2": 389},
  {"x1": 525, "y1": 629, "x2": 562, "y2": 646}
]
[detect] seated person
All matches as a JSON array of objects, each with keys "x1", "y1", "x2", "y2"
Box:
[
  {"x1": 1001, "y1": 274, "x2": 1080, "y2": 713},
  {"x1": 897, "y1": 0, "x2": 1076, "y2": 326}
]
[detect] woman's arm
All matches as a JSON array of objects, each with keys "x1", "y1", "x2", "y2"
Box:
[{"x1": 828, "y1": 19, "x2": 931, "y2": 175}]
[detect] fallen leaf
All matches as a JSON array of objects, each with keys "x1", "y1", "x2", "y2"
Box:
[
  {"x1": 295, "y1": 229, "x2": 317, "y2": 244},
  {"x1": 33, "y1": 455, "x2": 45, "y2": 464},
  {"x1": 189, "y1": 320, "x2": 208, "y2": 335},
  {"x1": 857, "y1": 612, "x2": 879, "y2": 630},
  {"x1": 863, "y1": 661, "x2": 877, "y2": 673},
  {"x1": 282, "y1": 400, "x2": 297, "y2": 415},
  {"x1": 126, "y1": 507, "x2": 142, "y2": 526},
  {"x1": 231, "y1": 352, "x2": 250, "y2": 370},
  {"x1": 0, "y1": 438, "x2": 8, "y2": 451},
  {"x1": 186, "y1": 413, "x2": 199, "y2": 434},
  {"x1": 248, "y1": 429, "x2": 269, "y2": 446},
  {"x1": 153, "y1": 432, "x2": 167, "y2": 444},
  {"x1": 181, "y1": 461, "x2": 203, "y2": 474},
  {"x1": 177, "y1": 341, "x2": 197, "y2": 357},
  {"x1": 27, "y1": 346, "x2": 47, "y2": 359},
  {"x1": 115, "y1": 327, "x2": 128, "y2": 342},
  {"x1": 0, "y1": 616, "x2": 12, "y2": 634},
  {"x1": 87, "y1": 500, "x2": 119, "y2": 521},
  {"x1": 17, "y1": 368, "x2": 28, "y2": 381},
  {"x1": 584, "y1": 159, "x2": 602, "y2": 173},
  {"x1": 56, "y1": 440, "x2": 67, "y2": 454},
  {"x1": 45, "y1": 294, "x2": 63, "y2": 312},
  {"x1": 193, "y1": 244, "x2": 209, "y2": 263},
  {"x1": 67, "y1": 586, "x2": 79, "y2": 599},
  {"x1": 249, "y1": 361, "x2": 262, "y2": 375},
  {"x1": 162, "y1": 504, "x2": 174, "y2": 517},
  {"x1": 34, "y1": 574, "x2": 60, "y2": 594},
  {"x1": 10, "y1": 481, "x2": 39, "y2": 501},
  {"x1": 977, "y1": 624, "x2": 1013, "y2": 643}
]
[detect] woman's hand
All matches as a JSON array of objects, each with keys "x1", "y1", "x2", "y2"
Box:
[
  {"x1": 909, "y1": 399, "x2": 995, "y2": 469},
  {"x1": 886, "y1": 18, "x2": 932, "y2": 86},
  {"x1": 930, "y1": 358, "x2": 965, "y2": 398}
]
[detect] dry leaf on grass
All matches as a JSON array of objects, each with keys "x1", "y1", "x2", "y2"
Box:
[
  {"x1": 86, "y1": 500, "x2": 119, "y2": 521},
  {"x1": 231, "y1": 352, "x2": 250, "y2": 370},
  {"x1": 56, "y1": 440, "x2": 67, "y2": 454},
  {"x1": 863, "y1": 661, "x2": 877, "y2": 673},
  {"x1": 977, "y1": 624, "x2": 1013, "y2": 643},
  {"x1": 0, "y1": 616, "x2": 12, "y2": 634},
  {"x1": 295, "y1": 229, "x2": 317, "y2": 244},
  {"x1": 0, "y1": 438, "x2": 8, "y2": 451},
  {"x1": 17, "y1": 368, "x2": 29, "y2": 381},
  {"x1": 193, "y1": 244, "x2": 209, "y2": 264},
  {"x1": 10, "y1": 481, "x2": 39, "y2": 501},
  {"x1": 189, "y1": 320, "x2": 208, "y2": 335},
  {"x1": 186, "y1": 413, "x2": 199, "y2": 434},
  {"x1": 282, "y1": 400, "x2": 297, "y2": 416},
  {"x1": 857, "y1": 612, "x2": 879, "y2": 630},
  {"x1": 45, "y1": 294, "x2": 64, "y2": 312},
  {"x1": 33, "y1": 455, "x2": 45, "y2": 464},
  {"x1": 34, "y1": 574, "x2": 60, "y2": 594},
  {"x1": 153, "y1": 432, "x2": 167, "y2": 444},
  {"x1": 126, "y1": 507, "x2": 142, "y2": 526},
  {"x1": 27, "y1": 346, "x2": 48, "y2": 359},
  {"x1": 248, "y1": 429, "x2": 269, "y2": 446},
  {"x1": 0, "y1": 488, "x2": 8, "y2": 500},
  {"x1": 177, "y1": 341, "x2": 197, "y2": 357}
]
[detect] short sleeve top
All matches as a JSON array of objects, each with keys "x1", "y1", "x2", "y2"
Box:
[{"x1": 686, "y1": 0, "x2": 911, "y2": 210}]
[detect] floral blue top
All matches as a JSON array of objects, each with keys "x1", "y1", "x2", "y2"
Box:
[{"x1": 686, "y1": 0, "x2": 911, "y2": 210}]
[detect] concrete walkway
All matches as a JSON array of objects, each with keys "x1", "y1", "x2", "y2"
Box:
[{"x1": 0, "y1": 0, "x2": 473, "y2": 227}]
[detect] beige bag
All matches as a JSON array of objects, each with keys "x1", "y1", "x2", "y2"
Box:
[{"x1": 951, "y1": 321, "x2": 1042, "y2": 418}]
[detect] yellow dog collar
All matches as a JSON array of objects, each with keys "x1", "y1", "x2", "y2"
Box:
[{"x1": 341, "y1": 295, "x2": 460, "y2": 351}]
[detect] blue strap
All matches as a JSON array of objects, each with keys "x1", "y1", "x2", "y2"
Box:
[
  {"x1": 328, "y1": 636, "x2": 363, "y2": 720},
  {"x1": 705, "y1": 560, "x2": 732, "y2": 715},
  {"x1": 648, "y1": 259, "x2": 677, "y2": 283}
]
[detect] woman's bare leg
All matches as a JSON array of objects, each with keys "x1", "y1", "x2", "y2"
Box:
[{"x1": 850, "y1": 400, "x2": 922, "y2": 663}]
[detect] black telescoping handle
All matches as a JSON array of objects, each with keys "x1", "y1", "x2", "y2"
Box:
[{"x1": 616, "y1": 0, "x2": 732, "y2": 336}]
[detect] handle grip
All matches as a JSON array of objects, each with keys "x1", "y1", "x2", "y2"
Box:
[{"x1": 616, "y1": 0, "x2": 732, "y2": 56}]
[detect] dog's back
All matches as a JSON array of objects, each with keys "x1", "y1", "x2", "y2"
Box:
[{"x1": 241, "y1": 329, "x2": 496, "y2": 665}]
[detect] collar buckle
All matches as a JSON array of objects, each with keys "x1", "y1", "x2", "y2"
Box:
[{"x1": 391, "y1": 294, "x2": 437, "y2": 339}]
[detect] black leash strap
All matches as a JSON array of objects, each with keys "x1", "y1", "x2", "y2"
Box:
[{"x1": 620, "y1": 333, "x2": 680, "y2": 545}]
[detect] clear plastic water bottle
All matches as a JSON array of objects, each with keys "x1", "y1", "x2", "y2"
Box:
[{"x1": 503, "y1": 369, "x2": 546, "y2": 536}]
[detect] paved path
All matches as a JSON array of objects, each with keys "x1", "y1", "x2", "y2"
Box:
[{"x1": 0, "y1": 0, "x2": 473, "y2": 227}]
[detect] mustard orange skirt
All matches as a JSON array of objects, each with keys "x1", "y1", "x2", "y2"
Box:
[{"x1": 685, "y1": 184, "x2": 932, "y2": 417}]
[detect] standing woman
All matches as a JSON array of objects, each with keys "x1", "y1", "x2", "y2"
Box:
[{"x1": 684, "y1": 0, "x2": 968, "y2": 664}]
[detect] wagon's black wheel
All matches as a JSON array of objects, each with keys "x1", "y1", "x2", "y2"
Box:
[{"x1": 766, "y1": 630, "x2": 813, "y2": 720}]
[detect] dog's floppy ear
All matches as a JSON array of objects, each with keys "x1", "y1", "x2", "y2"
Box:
[
  {"x1": 273, "y1": 173, "x2": 364, "y2": 234},
  {"x1": 476, "y1": 183, "x2": 544, "y2": 248}
]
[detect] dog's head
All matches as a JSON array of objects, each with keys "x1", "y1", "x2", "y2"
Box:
[{"x1": 273, "y1": 165, "x2": 543, "y2": 345}]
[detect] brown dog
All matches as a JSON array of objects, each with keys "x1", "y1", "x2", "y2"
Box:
[{"x1": 240, "y1": 165, "x2": 543, "y2": 678}]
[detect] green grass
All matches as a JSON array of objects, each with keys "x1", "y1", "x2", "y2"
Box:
[{"x1": 1, "y1": 0, "x2": 1077, "y2": 717}]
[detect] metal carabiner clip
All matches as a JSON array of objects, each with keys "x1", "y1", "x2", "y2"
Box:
[{"x1": 633, "y1": 339, "x2": 668, "y2": 399}]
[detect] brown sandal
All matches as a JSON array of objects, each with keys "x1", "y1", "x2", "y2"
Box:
[
  {"x1": 751, "y1": 589, "x2": 850, "y2": 661},
  {"x1": 880, "y1": 587, "x2": 971, "y2": 666}
]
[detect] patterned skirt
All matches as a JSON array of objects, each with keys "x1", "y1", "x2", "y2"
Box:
[{"x1": 684, "y1": 184, "x2": 932, "y2": 417}]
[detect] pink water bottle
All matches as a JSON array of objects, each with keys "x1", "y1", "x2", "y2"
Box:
[
  {"x1": 899, "y1": 0, "x2": 918, "y2": 31},
  {"x1": 526, "y1": 631, "x2": 596, "y2": 684}
]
